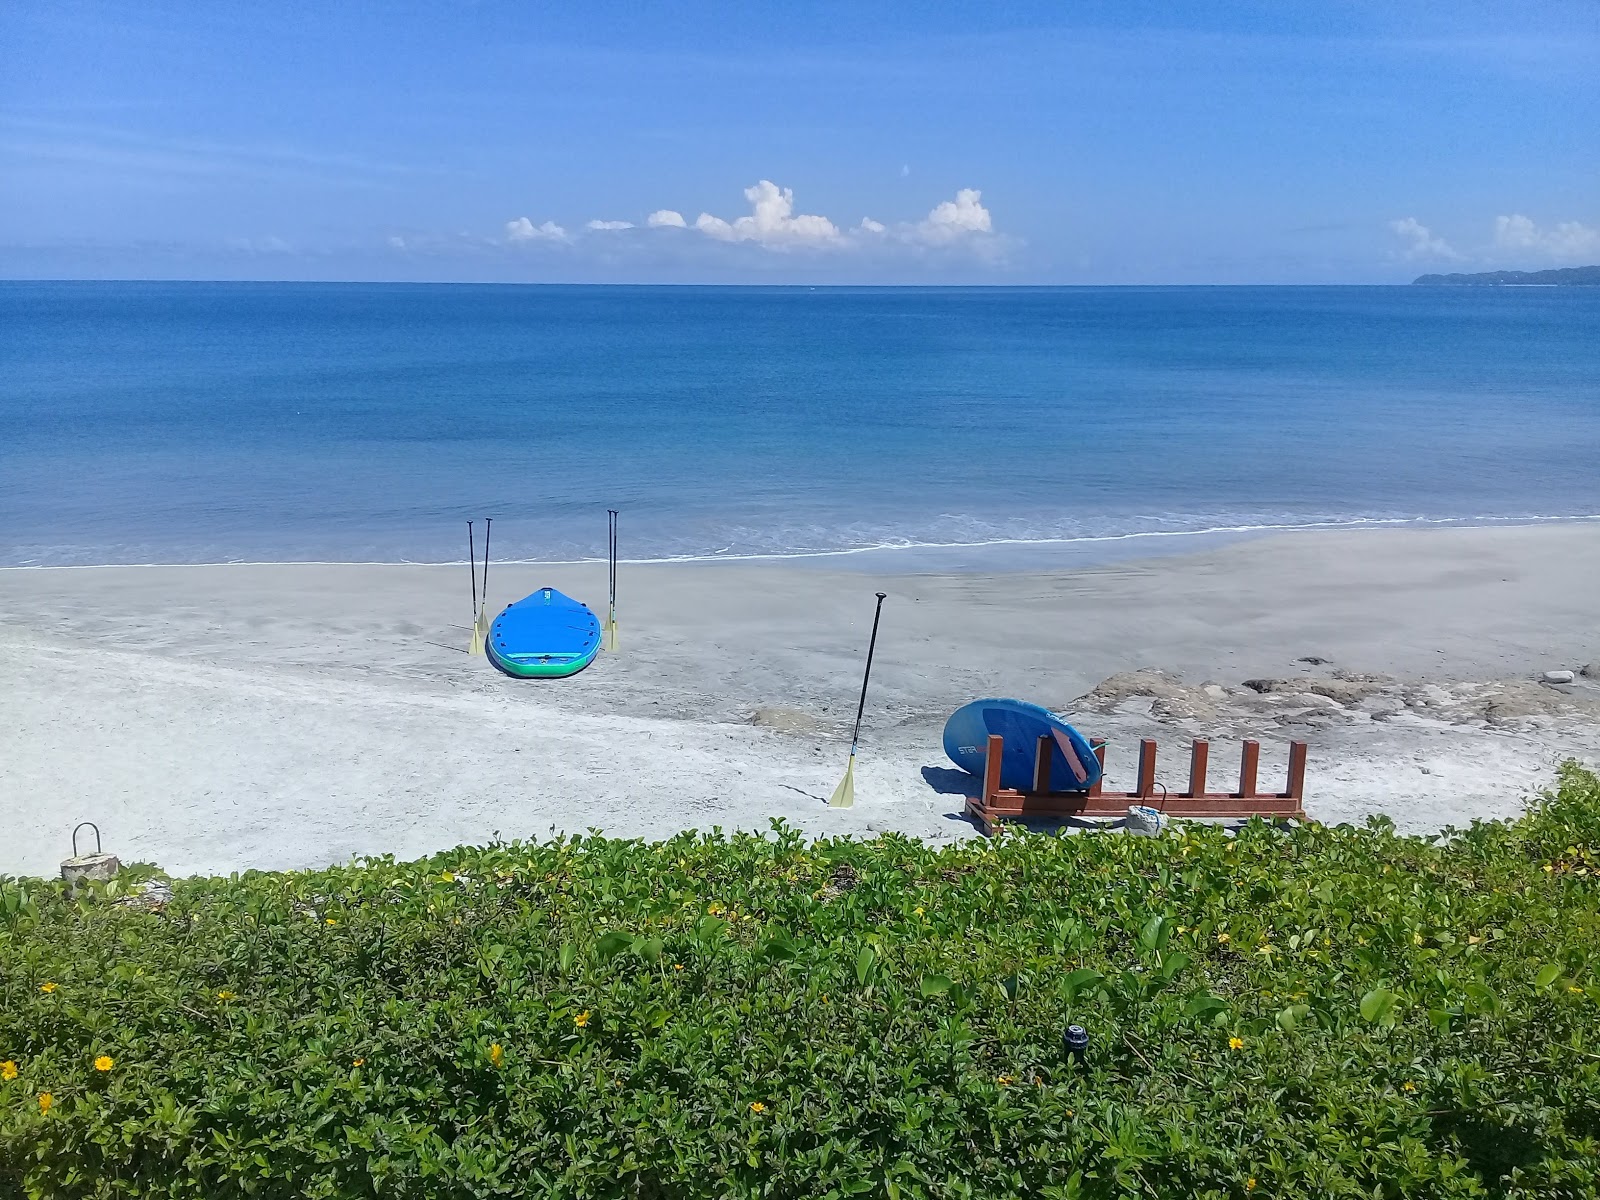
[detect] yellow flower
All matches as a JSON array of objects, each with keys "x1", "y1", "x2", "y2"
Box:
[
  {"x1": 673, "y1": 963, "x2": 684, "y2": 971},
  {"x1": 1412, "y1": 933, "x2": 1424, "y2": 946},
  {"x1": 1176, "y1": 925, "x2": 1187, "y2": 934},
  {"x1": 38, "y1": 1093, "x2": 52, "y2": 1114},
  {"x1": 440, "y1": 871, "x2": 455, "y2": 883},
  {"x1": 215, "y1": 991, "x2": 235, "y2": 1001},
  {"x1": 489, "y1": 1043, "x2": 504, "y2": 1068},
  {"x1": 1, "y1": 1060, "x2": 17, "y2": 1081},
  {"x1": 1569, "y1": 985, "x2": 1584, "y2": 995},
  {"x1": 94, "y1": 1055, "x2": 114, "y2": 1072},
  {"x1": 1246, "y1": 1179, "x2": 1257, "y2": 1193},
  {"x1": 1229, "y1": 1037, "x2": 1245, "y2": 1050},
  {"x1": 1216, "y1": 932, "x2": 1231, "y2": 944},
  {"x1": 913, "y1": 906, "x2": 925, "y2": 917},
  {"x1": 574, "y1": 1010, "x2": 590, "y2": 1028},
  {"x1": 749, "y1": 1101, "x2": 766, "y2": 1113},
  {"x1": 1256, "y1": 945, "x2": 1275, "y2": 958},
  {"x1": 352, "y1": 1058, "x2": 365, "y2": 1067},
  {"x1": 326, "y1": 918, "x2": 338, "y2": 926},
  {"x1": 40, "y1": 982, "x2": 57, "y2": 994},
  {"x1": 1402, "y1": 1081, "x2": 1416, "y2": 1092},
  {"x1": 996, "y1": 1075, "x2": 1014, "y2": 1086}
]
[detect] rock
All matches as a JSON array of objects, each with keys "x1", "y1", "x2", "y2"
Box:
[
  {"x1": 114, "y1": 879, "x2": 173, "y2": 911},
  {"x1": 1242, "y1": 675, "x2": 1382, "y2": 705},
  {"x1": 1201, "y1": 683, "x2": 1228, "y2": 700},
  {"x1": 1297, "y1": 655, "x2": 1332, "y2": 665},
  {"x1": 1582, "y1": 663, "x2": 1600, "y2": 680},
  {"x1": 1241, "y1": 678, "x2": 1282, "y2": 694},
  {"x1": 1077, "y1": 669, "x2": 1218, "y2": 718},
  {"x1": 60, "y1": 852, "x2": 120, "y2": 890},
  {"x1": 1543, "y1": 670, "x2": 1576, "y2": 684},
  {"x1": 1283, "y1": 692, "x2": 1342, "y2": 710}
]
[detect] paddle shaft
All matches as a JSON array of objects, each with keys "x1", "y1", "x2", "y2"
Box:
[
  {"x1": 607, "y1": 509, "x2": 618, "y2": 618},
  {"x1": 845, "y1": 592, "x2": 888, "y2": 752},
  {"x1": 468, "y1": 521, "x2": 478, "y2": 620},
  {"x1": 481, "y1": 518, "x2": 492, "y2": 609}
]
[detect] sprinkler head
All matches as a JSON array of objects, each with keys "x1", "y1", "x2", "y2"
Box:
[{"x1": 1063, "y1": 1024, "x2": 1089, "y2": 1062}]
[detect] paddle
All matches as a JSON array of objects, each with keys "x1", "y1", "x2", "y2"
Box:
[
  {"x1": 473, "y1": 518, "x2": 493, "y2": 653},
  {"x1": 467, "y1": 521, "x2": 485, "y2": 655},
  {"x1": 828, "y1": 591, "x2": 888, "y2": 809},
  {"x1": 603, "y1": 509, "x2": 619, "y2": 652}
]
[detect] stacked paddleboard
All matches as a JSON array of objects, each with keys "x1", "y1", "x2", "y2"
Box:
[
  {"x1": 942, "y1": 698, "x2": 1101, "y2": 791},
  {"x1": 485, "y1": 587, "x2": 602, "y2": 679}
]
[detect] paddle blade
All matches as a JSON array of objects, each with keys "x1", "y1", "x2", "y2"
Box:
[
  {"x1": 602, "y1": 617, "x2": 619, "y2": 653},
  {"x1": 470, "y1": 609, "x2": 489, "y2": 656},
  {"x1": 828, "y1": 757, "x2": 856, "y2": 808}
]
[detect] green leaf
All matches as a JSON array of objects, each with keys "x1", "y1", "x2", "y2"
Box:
[
  {"x1": 1463, "y1": 982, "x2": 1499, "y2": 1014},
  {"x1": 558, "y1": 943, "x2": 577, "y2": 973},
  {"x1": 759, "y1": 928, "x2": 799, "y2": 961},
  {"x1": 1359, "y1": 988, "x2": 1399, "y2": 1025},
  {"x1": 1061, "y1": 968, "x2": 1104, "y2": 1003},
  {"x1": 633, "y1": 937, "x2": 663, "y2": 965},
  {"x1": 1276, "y1": 1003, "x2": 1310, "y2": 1032},
  {"x1": 1535, "y1": 963, "x2": 1562, "y2": 989},
  {"x1": 1183, "y1": 993, "x2": 1228, "y2": 1020},
  {"x1": 595, "y1": 930, "x2": 634, "y2": 960},
  {"x1": 1138, "y1": 915, "x2": 1171, "y2": 952},
  {"x1": 919, "y1": 974, "x2": 952, "y2": 997},
  {"x1": 855, "y1": 945, "x2": 878, "y2": 986},
  {"x1": 1158, "y1": 952, "x2": 1191, "y2": 981}
]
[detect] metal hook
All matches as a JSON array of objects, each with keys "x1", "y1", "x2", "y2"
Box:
[
  {"x1": 72, "y1": 821, "x2": 102, "y2": 859},
  {"x1": 1151, "y1": 783, "x2": 1170, "y2": 813}
]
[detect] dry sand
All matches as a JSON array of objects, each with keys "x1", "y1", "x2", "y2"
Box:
[{"x1": 4, "y1": 523, "x2": 1599, "y2": 878}]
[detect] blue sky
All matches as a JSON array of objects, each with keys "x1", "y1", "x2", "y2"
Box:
[{"x1": 2, "y1": 1, "x2": 1596, "y2": 283}]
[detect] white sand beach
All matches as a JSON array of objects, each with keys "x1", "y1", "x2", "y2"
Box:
[{"x1": 4, "y1": 522, "x2": 1599, "y2": 878}]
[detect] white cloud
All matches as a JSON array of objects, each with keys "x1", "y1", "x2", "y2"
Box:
[
  {"x1": 387, "y1": 235, "x2": 407, "y2": 250},
  {"x1": 917, "y1": 188, "x2": 993, "y2": 244},
  {"x1": 692, "y1": 180, "x2": 840, "y2": 247},
  {"x1": 1387, "y1": 217, "x2": 1461, "y2": 261},
  {"x1": 899, "y1": 164, "x2": 911, "y2": 178},
  {"x1": 1493, "y1": 214, "x2": 1600, "y2": 262},
  {"x1": 646, "y1": 209, "x2": 687, "y2": 228},
  {"x1": 586, "y1": 219, "x2": 634, "y2": 231},
  {"x1": 505, "y1": 216, "x2": 567, "y2": 243},
  {"x1": 858, "y1": 217, "x2": 886, "y2": 234}
]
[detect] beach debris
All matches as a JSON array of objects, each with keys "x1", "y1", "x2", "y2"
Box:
[
  {"x1": 1583, "y1": 663, "x2": 1600, "y2": 680},
  {"x1": 1298, "y1": 655, "x2": 1332, "y2": 665},
  {"x1": 817, "y1": 863, "x2": 860, "y2": 903},
  {"x1": 60, "y1": 822, "x2": 119, "y2": 891},
  {"x1": 1543, "y1": 670, "x2": 1576, "y2": 684}
]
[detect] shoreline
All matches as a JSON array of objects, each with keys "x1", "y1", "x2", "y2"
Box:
[
  {"x1": 6, "y1": 513, "x2": 1600, "y2": 574},
  {"x1": 4, "y1": 521, "x2": 1598, "y2": 878}
]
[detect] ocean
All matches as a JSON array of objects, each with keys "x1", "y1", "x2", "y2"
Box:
[{"x1": 3, "y1": 281, "x2": 1598, "y2": 569}]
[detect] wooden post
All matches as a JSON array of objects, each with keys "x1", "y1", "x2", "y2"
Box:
[
  {"x1": 1136, "y1": 739, "x2": 1158, "y2": 798},
  {"x1": 1237, "y1": 740, "x2": 1260, "y2": 798},
  {"x1": 1283, "y1": 741, "x2": 1308, "y2": 800},
  {"x1": 983, "y1": 734, "x2": 1004, "y2": 806},
  {"x1": 1186, "y1": 740, "x2": 1209, "y2": 798},
  {"x1": 1032, "y1": 734, "x2": 1053, "y2": 794},
  {"x1": 1087, "y1": 740, "x2": 1106, "y2": 798}
]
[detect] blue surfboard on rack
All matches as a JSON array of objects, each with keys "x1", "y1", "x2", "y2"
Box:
[
  {"x1": 942, "y1": 698, "x2": 1101, "y2": 791},
  {"x1": 485, "y1": 587, "x2": 602, "y2": 679}
]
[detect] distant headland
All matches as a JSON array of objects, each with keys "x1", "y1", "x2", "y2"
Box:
[{"x1": 1413, "y1": 265, "x2": 1600, "y2": 286}]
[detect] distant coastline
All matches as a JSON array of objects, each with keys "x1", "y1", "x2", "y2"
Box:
[{"x1": 1413, "y1": 265, "x2": 1600, "y2": 286}]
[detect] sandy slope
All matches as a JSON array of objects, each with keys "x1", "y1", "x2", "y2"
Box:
[{"x1": 3, "y1": 523, "x2": 1598, "y2": 877}]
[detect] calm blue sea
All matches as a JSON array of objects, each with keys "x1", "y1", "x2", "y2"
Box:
[{"x1": 3, "y1": 281, "x2": 1598, "y2": 569}]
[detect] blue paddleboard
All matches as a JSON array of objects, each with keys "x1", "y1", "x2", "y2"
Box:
[
  {"x1": 485, "y1": 587, "x2": 602, "y2": 679},
  {"x1": 943, "y1": 699, "x2": 1101, "y2": 791}
]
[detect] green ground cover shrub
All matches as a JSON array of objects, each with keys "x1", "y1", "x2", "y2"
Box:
[{"x1": 4, "y1": 765, "x2": 1600, "y2": 1199}]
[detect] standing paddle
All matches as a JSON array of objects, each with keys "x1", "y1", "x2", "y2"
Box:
[
  {"x1": 828, "y1": 591, "x2": 888, "y2": 809},
  {"x1": 472, "y1": 517, "x2": 493, "y2": 654},
  {"x1": 603, "y1": 509, "x2": 619, "y2": 652},
  {"x1": 467, "y1": 521, "x2": 485, "y2": 655}
]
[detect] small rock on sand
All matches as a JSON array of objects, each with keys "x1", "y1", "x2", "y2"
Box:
[
  {"x1": 1582, "y1": 663, "x2": 1600, "y2": 680},
  {"x1": 1543, "y1": 670, "x2": 1576, "y2": 684}
]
